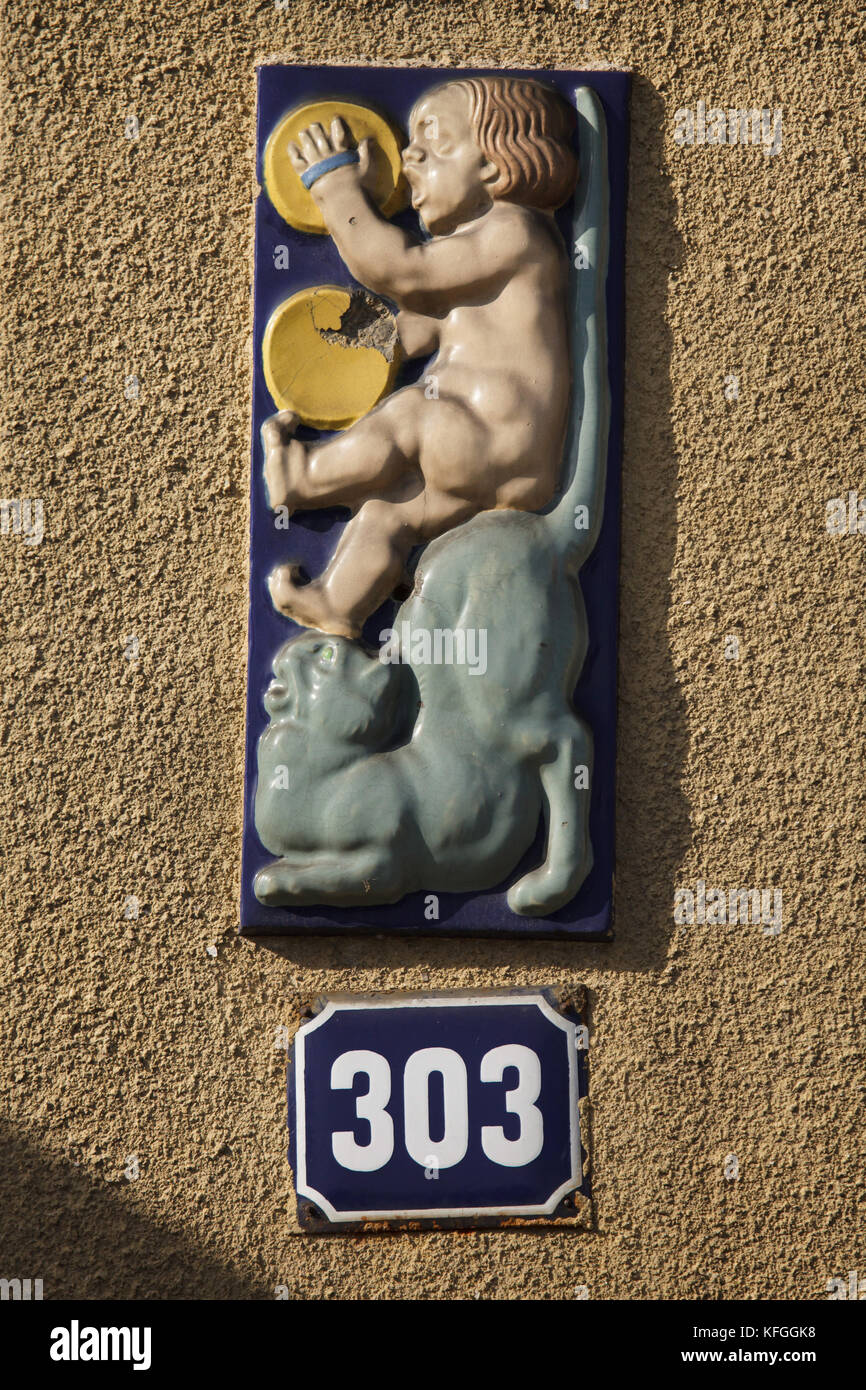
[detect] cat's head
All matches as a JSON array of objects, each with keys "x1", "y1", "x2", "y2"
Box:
[{"x1": 264, "y1": 632, "x2": 407, "y2": 749}]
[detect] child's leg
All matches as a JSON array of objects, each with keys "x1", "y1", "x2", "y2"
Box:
[
  {"x1": 262, "y1": 389, "x2": 421, "y2": 513},
  {"x1": 270, "y1": 489, "x2": 475, "y2": 638}
]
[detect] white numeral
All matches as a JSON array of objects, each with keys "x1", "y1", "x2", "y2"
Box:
[
  {"x1": 330, "y1": 1050, "x2": 394, "y2": 1172},
  {"x1": 480, "y1": 1044, "x2": 544, "y2": 1167},
  {"x1": 404, "y1": 1047, "x2": 468, "y2": 1170}
]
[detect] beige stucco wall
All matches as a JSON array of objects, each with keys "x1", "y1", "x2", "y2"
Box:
[{"x1": 1, "y1": 0, "x2": 863, "y2": 1299}]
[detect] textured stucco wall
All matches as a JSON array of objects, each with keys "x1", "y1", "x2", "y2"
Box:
[{"x1": 1, "y1": 0, "x2": 863, "y2": 1299}]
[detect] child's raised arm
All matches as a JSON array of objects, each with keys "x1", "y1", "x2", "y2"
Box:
[{"x1": 287, "y1": 119, "x2": 530, "y2": 310}]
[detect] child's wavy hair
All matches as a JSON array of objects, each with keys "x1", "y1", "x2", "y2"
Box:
[{"x1": 446, "y1": 76, "x2": 579, "y2": 210}]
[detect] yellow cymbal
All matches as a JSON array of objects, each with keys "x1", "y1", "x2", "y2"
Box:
[
  {"x1": 264, "y1": 99, "x2": 408, "y2": 235},
  {"x1": 262, "y1": 285, "x2": 401, "y2": 430}
]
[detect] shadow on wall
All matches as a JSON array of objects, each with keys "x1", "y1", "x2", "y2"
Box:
[
  {"x1": 0, "y1": 1122, "x2": 266, "y2": 1300},
  {"x1": 610, "y1": 74, "x2": 689, "y2": 972},
  {"x1": 247, "y1": 78, "x2": 688, "y2": 977}
]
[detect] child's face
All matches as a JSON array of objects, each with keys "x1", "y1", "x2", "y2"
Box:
[{"x1": 403, "y1": 86, "x2": 496, "y2": 235}]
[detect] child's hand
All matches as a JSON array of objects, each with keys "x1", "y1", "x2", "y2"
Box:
[{"x1": 287, "y1": 117, "x2": 375, "y2": 201}]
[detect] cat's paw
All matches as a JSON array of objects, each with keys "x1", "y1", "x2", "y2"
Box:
[
  {"x1": 254, "y1": 860, "x2": 301, "y2": 905},
  {"x1": 507, "y1": 852, "x2": 592, "y2": 917}
]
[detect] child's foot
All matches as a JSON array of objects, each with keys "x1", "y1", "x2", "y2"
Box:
[
  {"x1": 261, "y1": 410, "x2": 306, "y2": 511},
  {"x1": 268, "y1": 564, "x2": 361, "y2": 639}
]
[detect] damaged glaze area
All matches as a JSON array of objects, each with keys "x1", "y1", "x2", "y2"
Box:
[
  {"x1": 318, "y1": 289, "x2": 399, "y2": 361},
  {"x1": 261, "y1": 285, "x2": 400, "y2": 431}
]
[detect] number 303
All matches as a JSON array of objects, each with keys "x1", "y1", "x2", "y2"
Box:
[{"x1": 330, "y1": 1044, "x2": 544, "y2": 1172}]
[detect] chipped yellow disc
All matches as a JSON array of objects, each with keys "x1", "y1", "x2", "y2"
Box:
[
  {"x1": 264, "y1": 100, "x2": 408, "y2": 235},
  {"x1": 262, "y1": 285, "x2": 401, "y2": 430}
]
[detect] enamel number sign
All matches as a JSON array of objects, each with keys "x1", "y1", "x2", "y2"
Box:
[{"x1": 288, "y1": 990, "x2": 588, "y2": 1231}]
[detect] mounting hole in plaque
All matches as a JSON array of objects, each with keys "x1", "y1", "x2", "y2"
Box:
[{"x1": 263, "y1": 99, "x2": 409, "y2": 235}]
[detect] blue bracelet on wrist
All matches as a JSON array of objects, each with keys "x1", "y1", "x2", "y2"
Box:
[{"x1": 300, "y1": 149, "x2": 360, "y2": 190}]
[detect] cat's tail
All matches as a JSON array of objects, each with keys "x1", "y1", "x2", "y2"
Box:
[{"x1": 544, "y1": 85, "x2": 611, "y2": 572}]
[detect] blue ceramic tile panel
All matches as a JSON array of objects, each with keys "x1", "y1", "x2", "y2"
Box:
[{"x1": 241, "y1": 66, "x2": 630, "y2": 937}]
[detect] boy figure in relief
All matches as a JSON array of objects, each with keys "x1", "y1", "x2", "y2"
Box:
[{"x1": 263, "y1": 77, "x2": 579, "y2": 638}]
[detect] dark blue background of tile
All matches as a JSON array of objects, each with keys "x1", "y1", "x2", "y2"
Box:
[{"x1": 240, "y1": 65, "x2": 630, "y2": 937}]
